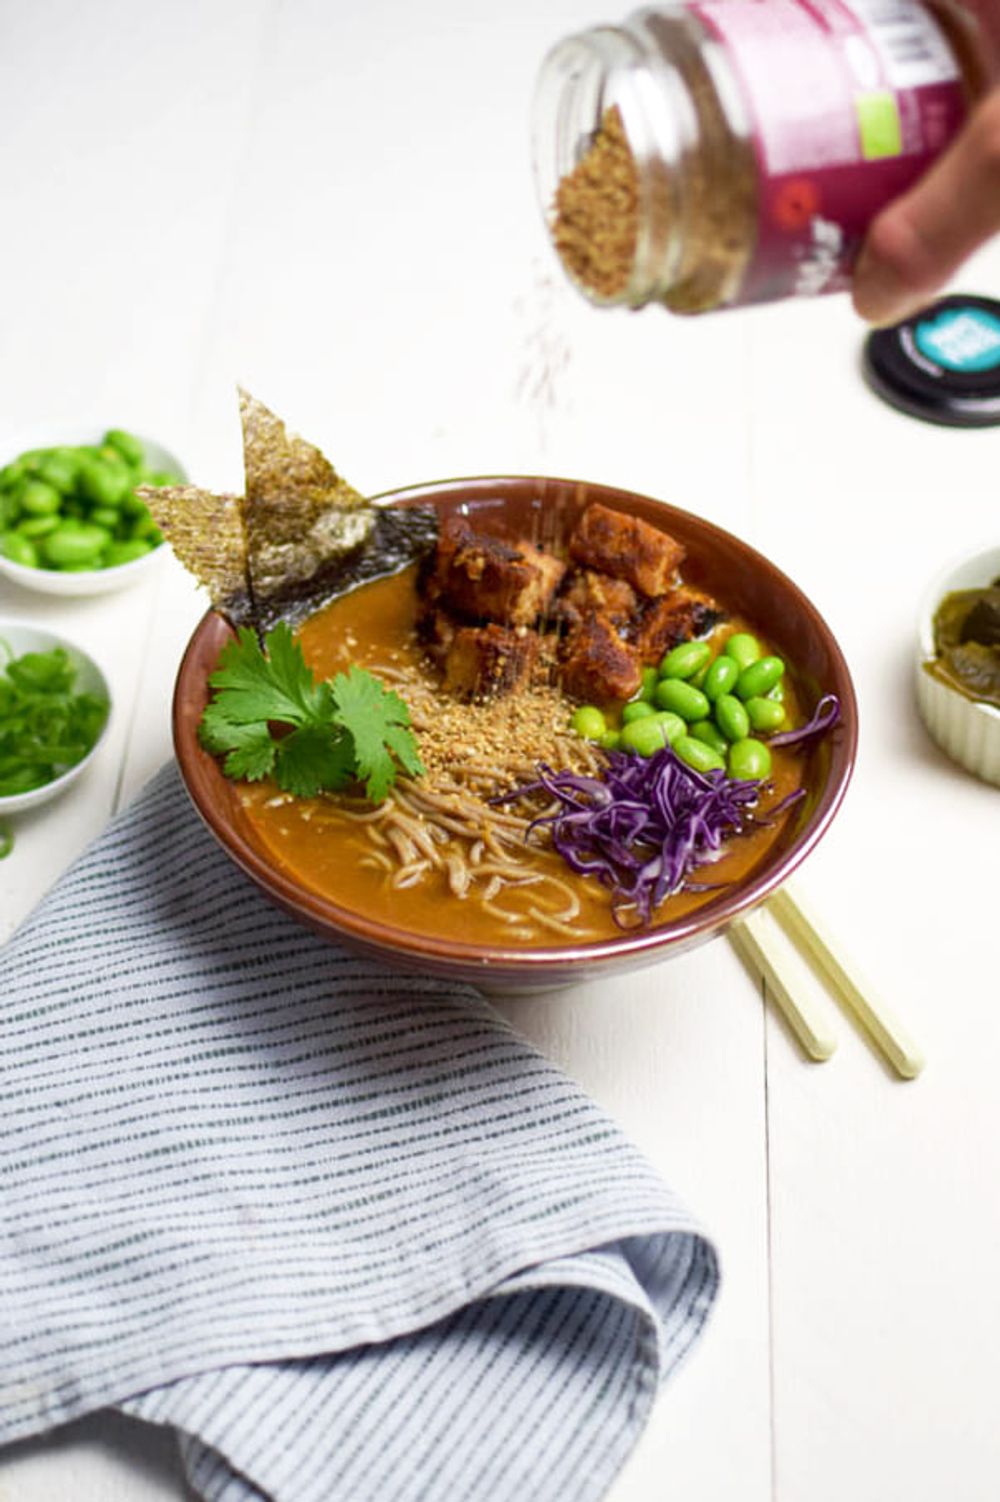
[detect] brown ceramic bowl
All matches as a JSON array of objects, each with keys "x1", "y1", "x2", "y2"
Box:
[{"x1": 174, "y1": 476, "x2": 857, "y2": 990}]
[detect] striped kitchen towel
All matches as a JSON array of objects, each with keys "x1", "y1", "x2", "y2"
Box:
[{"x1": 1, "y1": 763, "x2": 718, "y2": 1502}]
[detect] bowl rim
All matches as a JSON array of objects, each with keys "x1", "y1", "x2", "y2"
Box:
[
  {"x1": 915, "y1": 539, "x2": 1000, "y2": 724},
  {"x1": 173, "y1": 474, "x2": 858, "y2": 972},
  {"x1": 0, "y1": 616, "x2": 113, "y2": 810}
]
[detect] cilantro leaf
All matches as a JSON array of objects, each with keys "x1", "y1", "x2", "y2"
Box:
[
  {"x1": 198, "y1": 627, "x2": 423, "y2": 804},
  {"x1": 274, "y1": 725, "x2": 356, "y2": 798},
  {"x1": 208, "y1": 625, "x2": 330, "y2": 727},
  {"x1": 330, "y1": 665, "x2": 425, "y2": 803}
]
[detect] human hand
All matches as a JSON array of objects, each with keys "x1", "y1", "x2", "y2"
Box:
[{"x1": 853, "y1": 1, "x2": 1000, "y2": 324}]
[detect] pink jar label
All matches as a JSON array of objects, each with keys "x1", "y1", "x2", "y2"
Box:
[{"x1": 687, "y1": 0, "x2": 969, "y2": 305}]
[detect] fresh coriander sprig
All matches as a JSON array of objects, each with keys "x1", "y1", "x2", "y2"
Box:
[{"x1": 198, "y1": 623, "x2": 424, "y2": 802}]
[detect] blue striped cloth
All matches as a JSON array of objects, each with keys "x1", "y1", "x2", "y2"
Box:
[{"x1": 1, "y1": 764, "x2": 718, "y2": 1502}]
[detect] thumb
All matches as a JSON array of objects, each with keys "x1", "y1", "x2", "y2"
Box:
[{"x1": 853, "y1": 89, "x2": 1000, "y2": 325}]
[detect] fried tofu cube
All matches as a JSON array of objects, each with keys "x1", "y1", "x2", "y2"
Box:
[
  {"x1": 635, "y1": 586, "x2": 724, "y2": 665},
  {"x1": 434, "y1": 518, "x2": 565, "y2": 626},
  {"x1": 557, "y1": 568, "x2": 638, "y2": 629},
  {"x1": 416, "y1": 605, "x2": 457, "y2": 666},
  {"x1": 559, "y1": 613, "x2": 642, "y2": 703},
  {"x1": 443, "y1": 624, "x2": 540, "y2": 701},
  {"x1": 569, "y1": 503, "x2": 686, "y2": 598}
]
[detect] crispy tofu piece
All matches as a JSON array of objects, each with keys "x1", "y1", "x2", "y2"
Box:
[
  {"x1": 443, "y1": 624, "x2": 540, "y2": 701},
  {"x1": 569, "y1": 503, "x2": 686, "y2": 598},
  {"x1": 416, "y1": 605, "x2": 457, "y2": 666},
  {"x1": 559, "y1": 613, "x2": 642, "y2": 703},
  {"x1": 635, "y1": 586, "x2": 724, "y2": 665},
  {"x1": 433, "y1": 518, "x2": 565, "y2": 626},
  {"x1": 557, "y1": 568, "x2": 637, "y2": 629}
]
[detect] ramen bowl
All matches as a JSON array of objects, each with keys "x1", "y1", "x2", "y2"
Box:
[{"x1": 173, "y1": 476, "x2": 857, "y2": 989}]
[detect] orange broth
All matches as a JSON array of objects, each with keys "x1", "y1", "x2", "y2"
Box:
[{"x1": 237, "y1": 567, "x2": 810, "y2": 946}]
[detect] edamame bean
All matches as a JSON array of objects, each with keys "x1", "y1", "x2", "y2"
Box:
[
  {"x1": 78, "y1": 458, "x2": 130, "y2": 509},
  {"x1": 104, "y1": 539, "x2": 153, "y2": 567},
  {"x1": 89, "y1": 507, "x2": 121, "y2": 531},
  {"x1": 41, "y1": 523, "x2": 111, "y2": 569},
  {"x1": 103, "y1": 428, "x2": 145, "y2": 468},
  {"x1": 649, "y1": 710, "x2": 685, "y2": 745},
  {"x1": 727, "y1": 737, "x2": 772, "y2": 781},
  {"x1": 736, "y1": 655, "x2": 785, "y2": 701},
  {"x1": 724, "y1": 632, "x2": 761, "y2": 669},
  {"x1": 20, "y1": 480, "x2": 61, "y2": 516},
  {"x1": 745, "y1": 695, "x2": 786, "y2": 733},
  {"x1": 689, "y1": 719, "x2": 729, "y2": 757},
  {"x1": 714, "y1": 693, "x2": 750, "y2": 743},
  {"x1": 622, "y1": 699, "x2": 656, "y2": 723},
  {"x1": 621, "y1": 715, "x2": 676, "y2": 757},
  {"x1": 599, "y1": 730, "x2": 622, "y2": 752},
  {"x1": 674, "y1": 735, "x2": 726, "y2": 774},
  {"x1": 17, "y1": 514, "x2": 60, "y2": 539},
  {"x1": 659, "y1": 640, "x2": 711, "y2": 680},
  {"x1": 631, "y1": 665, "x2": 659, "y2": 703},
  {"x1": 571, "y1": 705, "x2": 607, "y2": 739},
  {"x1": 121, "y1": 487, "x2": 151, "y2": 518},
  {"x1": 37, "y1": 454, "x2": 78, "y2": 493},
  {"x1": 654, "y1": 677, "x2": 710, "y2": 721},
  {"x1": 0, "y1": 531, "x2": 39, "y2": 567},
  {"x1": 703, "y1": 654, "x2": 739, "y2": 702}
]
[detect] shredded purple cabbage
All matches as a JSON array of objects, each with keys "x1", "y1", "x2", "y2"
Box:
[
  {"x1": 768, "y1": 693, "x2": 841, "y2": 749},
  {"x1": 493, "y1": 747, "x2": 765, "y2": 929}
]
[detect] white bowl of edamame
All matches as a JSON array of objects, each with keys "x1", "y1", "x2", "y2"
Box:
[{"x1": 0, "y1": 426, "x2": 187, "y2": 598}]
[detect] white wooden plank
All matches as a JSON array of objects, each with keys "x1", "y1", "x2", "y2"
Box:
[{"x1": 747, "y1": 244, "x2": 1000, "y2": 1501}]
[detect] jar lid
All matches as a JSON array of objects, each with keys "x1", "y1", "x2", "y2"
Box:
[{"x1": 862, "y1": 295, "x2": 1000, "y2": 427}]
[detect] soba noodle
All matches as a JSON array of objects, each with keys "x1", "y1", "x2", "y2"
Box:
[{"x1": 314, "y1": 660, "x2": 606, "y2": 938}]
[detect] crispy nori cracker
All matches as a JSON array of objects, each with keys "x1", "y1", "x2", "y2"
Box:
[
  {"x1": 141, "y1": 392, "x2": 437, "y2": 632},
  {"x1": 239, "y1": 388, "x2": 373, "y2": 619},
  {"x1": 138, "y1": 484, "x2": 255, "y2": 625},
  {"x1": 254, "y1": 505, "x2": 440, "y2": 632}
]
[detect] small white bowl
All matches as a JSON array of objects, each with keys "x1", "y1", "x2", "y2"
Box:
[
  {"x1": 0, "y1": 427, "x2": 187, "y2": 597},
  {"x1": 916, "y1": 544, "x2": 1000, "y2": 787},
  {"x1": 0, "y1": 619, "x2": 112, "y2": 813}
]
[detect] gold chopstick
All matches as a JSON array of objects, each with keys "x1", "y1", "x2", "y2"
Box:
[
  {"x1": 729, "y1": 906, "x2": 838, "y2": 1061},
  {"x1": 768, "y1": 885, "x2": 926, "y2": 1081}
]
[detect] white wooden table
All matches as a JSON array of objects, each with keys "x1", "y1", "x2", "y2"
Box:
[{"x1": 2, "y1": 4, "x2": 999, "y2": 1499}]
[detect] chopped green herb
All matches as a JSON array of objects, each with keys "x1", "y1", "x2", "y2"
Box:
[
  {"x1": 198, "y1": 623, "x2": 424, "y2": 802},
  {"x1": 0, "y1": 641, "x2": 109, "y2": 812}
]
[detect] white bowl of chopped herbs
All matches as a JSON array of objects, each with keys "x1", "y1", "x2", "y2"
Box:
[
  {"x1": 0, "y1": 622, "x2": 112, "y2": 844},
  {"x1": 0, "y1": 426, "x2": 186, "y2": 596}
]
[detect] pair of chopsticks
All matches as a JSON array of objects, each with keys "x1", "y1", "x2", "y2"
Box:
[{"x1": 729, "y1": 884, "x2": 925, "y2": 1079}]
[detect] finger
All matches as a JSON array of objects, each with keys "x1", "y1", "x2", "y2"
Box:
[{"x1": 852, "y1": 90, "x2": 1000, "y2": 325}]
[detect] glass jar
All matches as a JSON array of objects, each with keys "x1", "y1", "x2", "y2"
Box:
[{"x1": 533, "y1": 1, "x2": 987, "y2": 314}]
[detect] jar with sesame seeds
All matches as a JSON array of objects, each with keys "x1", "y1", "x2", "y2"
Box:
[{"x1": 532, "y1": 1, "x2": 986, "y2": 314}]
